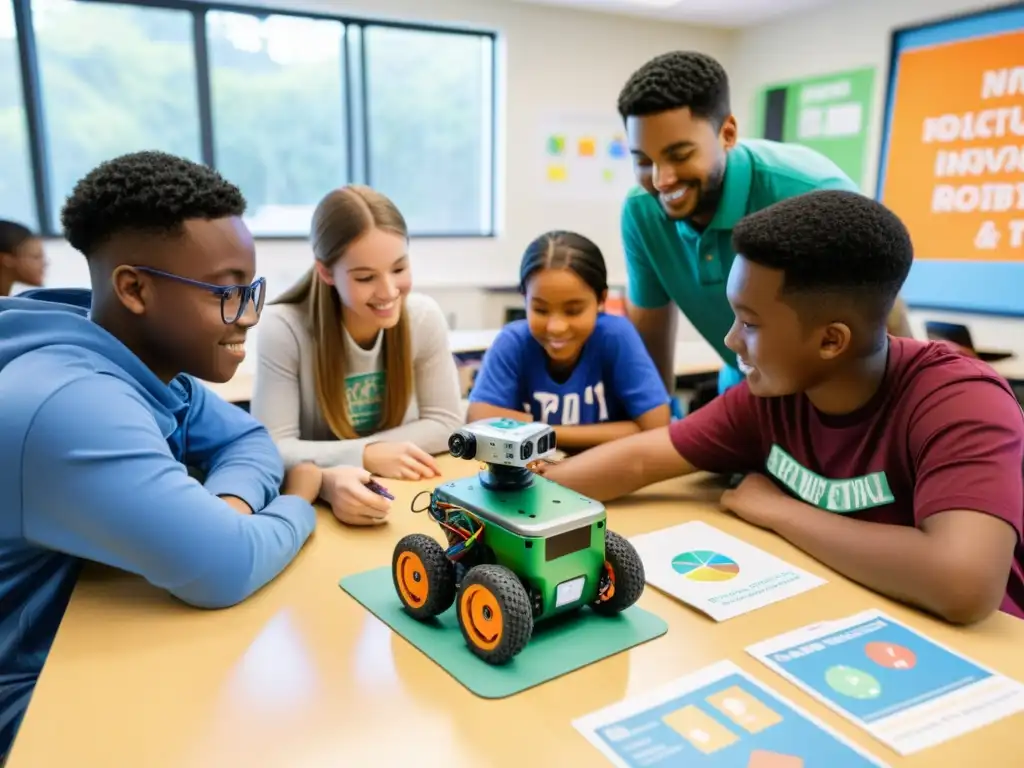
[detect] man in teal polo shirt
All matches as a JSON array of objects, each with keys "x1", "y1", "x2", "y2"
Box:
[{"x1": 617, "y1": 51, "x2": 911, "y2": 396}]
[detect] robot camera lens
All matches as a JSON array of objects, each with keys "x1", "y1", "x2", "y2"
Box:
[{"x1": 448, "y1": 430, "x2": 476, "y2": 460}]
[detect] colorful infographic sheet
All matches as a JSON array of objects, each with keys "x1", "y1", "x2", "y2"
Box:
[
  {"x1": 746, "y1": 610, "x2": 1024, "y2": 755},
  {"x1": 630, "y1": 521, "x2": 827, "y2": 621},
  {"x1": 573, "y1": 660, "x2": 888, "y2": 767}
]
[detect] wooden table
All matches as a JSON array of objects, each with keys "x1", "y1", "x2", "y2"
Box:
[{"x1": 8, "y1": 457, "x2": 1024, "y2": 767}]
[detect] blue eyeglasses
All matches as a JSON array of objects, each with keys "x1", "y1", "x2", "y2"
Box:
[{"x1": 132, "y1": 266, "x2": 266, "y2": 325}]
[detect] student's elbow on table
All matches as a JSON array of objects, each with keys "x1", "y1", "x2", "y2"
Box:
[
  {"x1": 931, "y1": 573, "x2": 1006, "y2": 626},
  {"x1": 169, "y1": 498, "x2": 316, "y2": 609}
]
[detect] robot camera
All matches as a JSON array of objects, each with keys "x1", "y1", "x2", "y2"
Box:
[
  {"x1": 448, "y1": 429, "x2": 477, "y2": 460},
  {"x1": 449, "y1": 418, "x2": 556, "y2": 468}
]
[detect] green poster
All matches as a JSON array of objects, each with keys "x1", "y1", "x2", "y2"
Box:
[{"x1": 754, "y1": 67, "x2": 875, "y2": 188}]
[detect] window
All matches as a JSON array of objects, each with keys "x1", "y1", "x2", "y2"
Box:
[
  {"x1": 0, "y1": 0, "x2": 36, "y2": 229},
  {"x1": 207, "y1": 12, "x2": 347, "y2": 237},
  {"x1": 363, "y1": 26, "x2": 494, "y2": 236},
  {"x1": 9, "y1": 1, "x2": 496, "y2": 238},
  {"x1": 32, "y1": 0, "x2": 201, "y2": 226}
]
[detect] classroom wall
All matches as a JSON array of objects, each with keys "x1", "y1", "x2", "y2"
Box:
[
  {"x1": 730, "y1": 0, "x2": 1024, "y2": 358},
  {"x1": 27, "y1": 0, "x2": 733, "y2": 340}
]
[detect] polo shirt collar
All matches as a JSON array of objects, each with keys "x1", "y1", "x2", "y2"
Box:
[{"x1": 706, "y1": 142, "x2": 754, "y2": 231}]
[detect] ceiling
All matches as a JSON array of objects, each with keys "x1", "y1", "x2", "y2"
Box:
[{"x1": 508, "y1": 0, "x2": 847, "y2": 28}]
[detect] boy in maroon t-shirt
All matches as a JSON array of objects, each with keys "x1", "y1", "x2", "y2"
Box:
[{"x1": 542, "y1": 189, "x2": 1024, "y2": 624}]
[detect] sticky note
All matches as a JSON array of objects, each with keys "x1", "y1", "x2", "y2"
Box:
[
  {"x1": 546, "y1": 135, "x2": 565, "y2": 155},
  {"x1": 546, "y1": 164, "x2": 568, "y2": 182}
]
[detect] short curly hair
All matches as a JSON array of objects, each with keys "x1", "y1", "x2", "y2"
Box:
[
  {"x1": 60, "y1": 150, "x2": 246, "y2": 256},
  {"x1": 732, "y1": 190, "x2": 913, "y2": 328},
  {"x1": 617, "y1": 51, "x2": 730, "y2": 125}
]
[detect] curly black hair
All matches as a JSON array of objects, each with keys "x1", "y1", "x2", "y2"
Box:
[
  {"x1": 617, "y1": 51, "x2": 730, "y2": 125},
  {"x1": 732, "y1": 190, "x2": 913, "y2": 328},
  {"x1": 60, "y1": 150, "x2": 246, "y2": 256}
]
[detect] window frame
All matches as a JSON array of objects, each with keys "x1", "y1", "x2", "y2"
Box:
[{"x1": 9, "y1": 0, "x2": 498, "y2": 239}]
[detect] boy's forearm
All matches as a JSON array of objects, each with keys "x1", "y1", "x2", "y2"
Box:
[
  {"x1": 769, "y1": 498, "x2": 970, "y2": 622},
  {"x1": 543, "y1": 429, "x2": 688, "y2": 501},
  {"x1": 543, "y1": 449, "x2": 644, "y2": 500},
  {"x1": 553, "y1": 421, "x2": 640, "y2": 450},
  {"x1": 219, "y1": 495, "x2": 254, "y2": 514},
  {"x1": 282, "y1": 463, "x2": 324, "y2": 504}
]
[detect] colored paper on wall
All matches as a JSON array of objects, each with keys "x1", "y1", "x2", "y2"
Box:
[
  {"x1": 754, "y1": 67, "x2": 874, "y2": 188},
  {"x1": 547, "y1": 164, "x2": 568, "y2": 181},
  {"x1": 537, "y1": 112, "x2": 635, "y2": 200}
]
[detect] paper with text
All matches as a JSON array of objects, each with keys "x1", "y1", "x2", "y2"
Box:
[
  {"x1": 573, "y1": 659, "x2": 888, "y2": 767},
  {"x1": 630, "y1": 521, "x2": 826, "y2": 621},
  {"x1": 746, "y1": 609, "x2": 1024, "y2": 755}
]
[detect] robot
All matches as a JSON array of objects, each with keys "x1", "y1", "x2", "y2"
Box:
[{"x1": 392, "y1": 417, "x2": 646, "y2": 665}]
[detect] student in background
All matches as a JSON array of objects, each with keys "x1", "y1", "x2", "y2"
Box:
[
  {"x1": 616, "y1": 51, "x2": 914, "y2": 399},
  {"x1": 0, "y1": 219, "x2": 47, "y2": 297},
  {"x1": 540, "y1": 191, "x2": 1023, "y2": 625},
  {"x1": 467, "y1": 230, "x2": 671, "y2": 451},
  {"x1": 251, "y1": 185, "x2": 464, "y2": 520},
  {"x1": 0, "y1": 151, "x2": 323, "y2": 757}
]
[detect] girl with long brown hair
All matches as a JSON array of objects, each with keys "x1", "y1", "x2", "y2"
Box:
[{"x1": 251, "y1": 185, "x2": 463, "y2": 523}]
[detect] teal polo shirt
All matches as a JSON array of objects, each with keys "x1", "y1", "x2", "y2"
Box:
[{"x1": 622, "y1": 138, "x2": 860, "y2": 392}]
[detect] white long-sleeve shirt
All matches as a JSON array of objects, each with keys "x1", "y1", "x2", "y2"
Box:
[{"x1": 250, "y1": 292, "x2": 464, "y2": 469}]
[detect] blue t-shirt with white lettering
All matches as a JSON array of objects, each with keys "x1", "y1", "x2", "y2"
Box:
[{"x1": 469, "y1": 314, "x2": 670, "y2": 425}]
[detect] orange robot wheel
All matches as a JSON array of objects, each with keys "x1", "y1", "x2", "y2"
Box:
[
  {"x1": 456, "y1": 564, "x2": 533, "y2": 665},
  {"x1": 392, "y1": 533, "x2": 457, "y2": 620}
]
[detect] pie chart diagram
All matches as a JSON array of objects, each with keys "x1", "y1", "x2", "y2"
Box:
[{"x1": 671, "y1": 550, "x2": 740, "y2": 582}]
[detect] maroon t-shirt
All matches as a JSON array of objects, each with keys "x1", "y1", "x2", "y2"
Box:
[{"x1": 669, "y1": 337, "x2": 1024, "y2": 619}]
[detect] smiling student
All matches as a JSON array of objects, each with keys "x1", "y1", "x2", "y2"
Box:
[
  {"x1": 617, "y1": 50, "x2": 913, "y2": 396},
  {"x1": 251, "y1": 185, "x2": 464, "y2": 518},
  {"x1": 540, "y1": 190, "x2": 1024, "y2": 626},
  {"x1": 0, "y1": 151, "x2": 323, "y2": 757},
  {"x1": 467, "y1": 230, "x2": 670, "y2": 450}
]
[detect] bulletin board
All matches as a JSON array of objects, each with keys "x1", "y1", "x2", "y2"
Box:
[
  {"x1": 537, "y1": 111, "x2": 635, "y2": 201},
  {"x1": 877, "y1": 3, "x2": 1024, "y2": 315},
  {"x1": 755, "y1": 67, "x2": 875, "y2": 188}
]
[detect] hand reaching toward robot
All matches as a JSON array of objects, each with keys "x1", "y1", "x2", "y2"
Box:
[
  {"x1": 363, "y1": 441, "x2": 442, "y2": 480},
  {"x1": 320, "y1": 465, "x2": 393, "y2": 526}
]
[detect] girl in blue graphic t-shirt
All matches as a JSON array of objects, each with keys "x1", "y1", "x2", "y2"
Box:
[{"x1": 467, "y1": 230, "x2": 671, "y2": 451}]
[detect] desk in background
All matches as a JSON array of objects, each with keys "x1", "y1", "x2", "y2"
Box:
[
  {"x1": 7, "y1": 455, "x2": 1024, "y2": 767},
  {"x1": 201, "y1": 330, "x2": 725, "y2": 406}
]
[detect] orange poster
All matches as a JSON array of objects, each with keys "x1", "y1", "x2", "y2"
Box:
[{"x1": 880, "y1": 31, "x2": 1024, "y2": 261}]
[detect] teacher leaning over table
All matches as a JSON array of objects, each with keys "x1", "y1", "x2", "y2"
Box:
[{"x1": 615, "y1": 51, "x2": 913, "y2": 398}]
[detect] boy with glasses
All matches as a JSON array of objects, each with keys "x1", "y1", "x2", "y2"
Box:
[{"x1": 0, "y1": 151, "x2": 321, "y2": 756}]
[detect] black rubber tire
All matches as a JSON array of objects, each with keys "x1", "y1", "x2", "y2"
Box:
[
  {"x1": 591, "y1": 530, "x2": 646, "y2": 616},
  {"x1": 456, "y1": 564, "x2": 534, "y2": 665},
  {"x1": 392, "y1": 533, "x2": 456, "y2": 620}
]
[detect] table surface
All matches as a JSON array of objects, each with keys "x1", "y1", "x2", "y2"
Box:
[{"x1": 8, "y1": 456, "x2": 1024, "y2": 767}]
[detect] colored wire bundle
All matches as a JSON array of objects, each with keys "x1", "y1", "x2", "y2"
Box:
[{"x1": 411, "y1": 491, "x2": 484, "y2": 560}]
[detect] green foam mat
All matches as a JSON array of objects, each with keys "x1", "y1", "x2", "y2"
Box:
[{"x1": 339, "y1": 565, "x2": 668, "y2": 699}]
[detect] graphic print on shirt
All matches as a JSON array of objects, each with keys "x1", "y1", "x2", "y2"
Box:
[
  {"x1": 765, "y1": 444, "x2": 895, "y2": 514},
  {"x1": 526, "y1": 381, "x2": 610, "y2": 425},
  {"x1": 346, "y1": 371, "x2": 384, "y2": 433}
]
